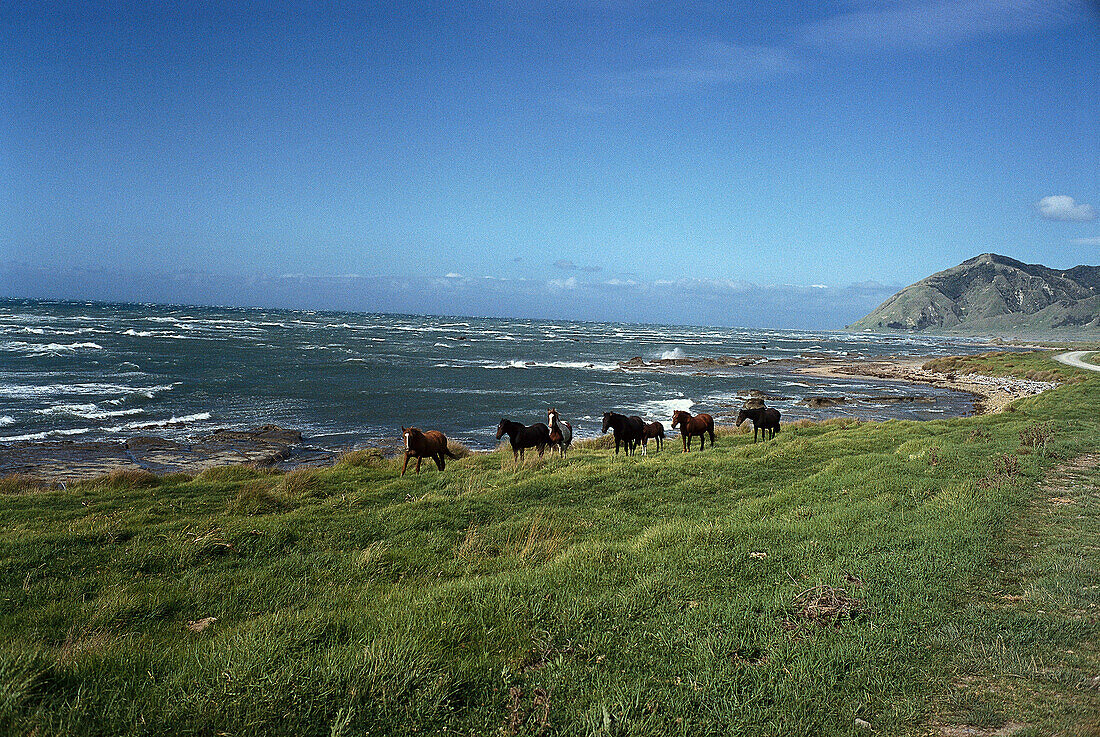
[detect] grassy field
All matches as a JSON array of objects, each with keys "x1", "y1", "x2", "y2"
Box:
[{"x1": 1, "y1": 352, "x2": 1098, "y2": 736}]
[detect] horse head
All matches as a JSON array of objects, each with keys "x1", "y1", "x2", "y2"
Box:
[
  {"x1": 496, "y1": 418, "x2": 507, "y2": 440},
  {"x1": 671, "y1": 410, "x2": 688, "y2": 429},
  {"x1": 735, "y1": 410, "x2": 748, "y2": 427},
  {"x1": 601, "y1": 411, "x2": 612, "y2": 433}
]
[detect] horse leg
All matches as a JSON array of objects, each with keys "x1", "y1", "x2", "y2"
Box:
[
  {"x1": 435, "y1": 454, "x2": 445, "y2": 471},
  {"x1": 401, "y1": 453, "x2": 410, "y2": 476},
  {"x1": 415, "y1": 456, "x2": 422, "y2": 475}
]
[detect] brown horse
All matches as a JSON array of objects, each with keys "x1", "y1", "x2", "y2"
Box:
[
  {"x1": 400, "y1": 427, "x2": 458, "y2": 475},
  {"x1": 641, "y1": 421, "x2": 665, "y2": 454},
  {"x1": 671, "y1": 410, "x2": 715, "y2": 452}
]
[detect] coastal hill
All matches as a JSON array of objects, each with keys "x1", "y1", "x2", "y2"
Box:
[{"x1": 847, "y1": 253, "x2": 1100, "y2": 336}]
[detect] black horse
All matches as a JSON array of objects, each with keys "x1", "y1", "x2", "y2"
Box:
[
  {"x1": 736, "y1": 407, "x2": 781, "y2": 442},
  {"x1": 601, "y1": 411, "x2": 645, "y2": 455},
  {"x1": 496, "y1": 418, "x2": 550, "y2": 461}
]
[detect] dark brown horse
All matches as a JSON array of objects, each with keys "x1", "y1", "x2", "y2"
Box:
[
  {"x1": 602, "y1": 411, "x2": 645, "y2": 455},
  {"x1": 400, "y1": 427, "x2": 458, "y2": 476},
  {"x1": 671, "y1": 410, "x2": 715, "y2": 452},
  {"x1": 641, "y1": 421, "x2": 665, "y2": 454},
  {"x1": 547, "y1": 408, "x2": 573, "y2": 458},
  {"x1": 496, "y1": 418, "x2": 550, "y2": 461},
  {"x1": 736, "y1": 407, "x2": 781, "y2": 442}
]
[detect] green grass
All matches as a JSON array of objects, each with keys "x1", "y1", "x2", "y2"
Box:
[{"x1": 1, "y1": 355, "x2": 1098, "y2": 736}]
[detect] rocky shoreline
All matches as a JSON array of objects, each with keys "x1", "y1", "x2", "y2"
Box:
[
  {"x1": 0, "y1": 425, "x2": 341, "y2": 483},
  {"x1": 792, "y1": 357, "x2": 1057, "y2": 415}
]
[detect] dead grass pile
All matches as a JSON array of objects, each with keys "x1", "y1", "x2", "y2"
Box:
[{"x1": 792, "y1": 584, "x2": 865, "y2": 627}]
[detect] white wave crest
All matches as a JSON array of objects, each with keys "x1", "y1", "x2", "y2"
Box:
[
  {"x1": 123, "y1": 412, "x2": 212, "y2": 430},
  {"x1": 635, "y1": 397, "x2": 695, "y2": 421},
  {"x1": 0, "y1": 427, "x2": 90, "y2": 442}
]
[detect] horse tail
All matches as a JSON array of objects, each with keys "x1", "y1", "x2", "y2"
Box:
[{"x1": 443, "y1": 446, "x2": 459, "y2": 459}]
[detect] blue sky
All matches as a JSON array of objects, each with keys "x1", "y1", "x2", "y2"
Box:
[{"x1": 1, "y1": 1, "x2": 1098, "y2": 327}]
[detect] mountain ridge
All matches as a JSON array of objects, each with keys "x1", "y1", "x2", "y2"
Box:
[{"x1": 847, "y1": 253, "x2": 1100, "y2": 337}]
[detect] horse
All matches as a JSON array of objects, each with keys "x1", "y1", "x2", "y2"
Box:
[
  {"x1": 496, "y1": 418, "x2": 550, "y2": 461},
  {"x1": 641, "y1": 421, "x2": 665, "y2": 454},
  {"x1": 736, "y1": 406, "x2": 781, "y2": 442},
  {"x1": 400, "y1": 427, "x2": 458, "y2": 476},
  {"x1": 601, "y1": 411, "x2": 645, "y2": 455},
  {"x1": 671, "y1": 410, "x2": 715, "y2": 452},
  {"x1": 547, "y1": 407, "x2": 573, "y2": 458}
]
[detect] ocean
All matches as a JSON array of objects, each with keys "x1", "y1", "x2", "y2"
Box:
[{"x1": 0, "y1": 299, "x2": 998, "y2": 451}]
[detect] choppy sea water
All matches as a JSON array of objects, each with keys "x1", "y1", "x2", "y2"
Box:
[{"x1": 0, "y1": 299, "x2": 999, "y2": 451}]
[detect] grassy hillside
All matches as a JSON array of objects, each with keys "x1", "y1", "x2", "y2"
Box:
[{"x1": 1, "y1": 354, "x2": 1098, "y2": 736}]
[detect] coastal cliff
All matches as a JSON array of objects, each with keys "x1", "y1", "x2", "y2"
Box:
[{"x1": 848, "y1": 253, "x2": 1100, "y2": 337}]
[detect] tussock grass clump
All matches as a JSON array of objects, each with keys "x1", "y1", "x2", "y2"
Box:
[
  {"x1": 446, "y1": 439, "x2": 474, "y2": 459},
  {"x1": 277, "y1": 468, "x2": 321, "y2": 497},
  {"x1": 336, "y1": 447, "x2": 387, "y2": 467},
  {"x1": 572, "y1": 434, "x2": 615, "y2": 450},
  {"x1": 0, "y1": 474, "x2": 49, "y2": 494},
  {"x1": 104, "y1": 468, "x2": 161, "y2": 489},
  {"x1": 226, "y1": 481, "x2": 294, "y2": 515}
]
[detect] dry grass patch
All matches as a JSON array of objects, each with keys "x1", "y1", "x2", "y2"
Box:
[{"x1": 0, "y1": 474, "x2": 50, "y2": 494}]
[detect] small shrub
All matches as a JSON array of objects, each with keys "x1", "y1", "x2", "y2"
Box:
[
  {"x1": 1018, "y1": 422, "x2": 1054, "y2": 451},
  {"x1": 226, "y1": 481, "x2": 294, "y2": 515},
  {"x1": 979, "y1": 453, "x2": 1023, "y2": 490},
  {"x1": 966, "y1": 428, "x2": 991, "y2": 443}
]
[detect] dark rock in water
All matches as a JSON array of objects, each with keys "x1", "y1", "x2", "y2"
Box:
[
  {"x1": 208, "y1": 425, "x2": 303, "y2": 444},
  {"x1": 799, "y1": 396, "x2": 847, "y2": 407},
  {"x1": 864, "y1": 396, "x2": 935, "y2": 404},
  {"x1": 742, "y1": 398, "x2": 767, "y2": 410},
  {"x1": 623, "y1": 356, "x2": 646, "y2": 367},
  {"x1": 451, "y1": 334, "x2": 468, "y2": 340},
  {"x1": 745, "y1": 389, "x2": 787, "y2": 400}
]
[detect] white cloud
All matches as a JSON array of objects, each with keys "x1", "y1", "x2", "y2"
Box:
[
  {"x1": 547, "y1": 276, "x2": 578, "y2": 291},
  {"x1": 1037, "y1": 195, "x2": 1097, "y2": 222},
  {"x1": 802, "y1": 0, "x2": 1084, "y2": 50},
  {"x1": 1071, "y1": 236, "x2": 1100, "y2": 246},
  {"x1": 444, "y1": 272, "x2": 463, "y2": 278}
]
